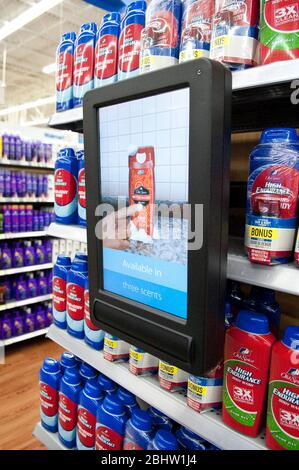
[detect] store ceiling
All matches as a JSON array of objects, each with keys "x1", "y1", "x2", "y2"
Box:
[{"x1": 0, "y1": 0, "x2": 106, "y2": 125}]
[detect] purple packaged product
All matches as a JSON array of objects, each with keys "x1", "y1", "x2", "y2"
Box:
[
  {"x1": 32, "y1": 142, "x2": 38, "y2": 162},
  {"x1": 45, "y1": 304, "x2": 53, "y2": 327},
  {"x1": 3, "y1": 206, "x2": 12, "y2": 233},
  {"x1": 32, "y1": 174, "x2": 38, "y2": 196},
  {"x1": 16, "y1": 172, "x2": 26, "y2": 197},
  {"x1": 140, "y1": 0, "x2": 182, "y2": 74},
  {"x1": 39, "y1": 212, "x2": 44, "y2": 230},
  {"x1": 40, "y1": 357, "x2": 62, "y2": 433},
  {"x1": 58, "y1": 368, "x2": 83, "y2": 448},
  {"x1": 34, "y1": 240, "x2": 45, "y2": 264},
  {"x1": 15, "y1": 136, "x2": 22, "y2": 160},
  {"x1": 33, "y1": 211, "x2": 39, "y2": 231},
  {"x1": 21, "y1": 141, "x2": 26, "y2": 160},
  {"x1": 35, "y1": 305, "x2": 47, "y2": 329},
  {"x1": 45, "y1": 240, "x2": 53, "y2": 263},
  {"x1": 123, "y1": 409, "x2": 154, "y2": 450},
  {"x1": 12, "y1": 242, "x2": 24, "y2": 267},
  {"x1": 24, "y1": 241, "x2": 35, "y2": 266},
  {"x1": 55, "y1": 148, "x2": 78, "y2": 224},
  {"x1": 11, "y1": 206, "x2": 19, "y2": 233},
  {"x1": 73, "y1": 23, "x2": 97, "y2": 108},
  {"x1": 2, "y1": 133, "x2": 9, "y2": 158},
  {"x1": 26, "y1": 175, "x2": 33, "y2": 196},
  {"x1": 36, "y1": 142, "x2": 43, "y2": 163},
  {"x1": 25, "y1": 141, "x2": 32, "y2": 161},
  {"x1": 12, "y1": 311, "x2": 24, "y2": 336},
  {"x1": 0, "y1": 171, "x2": 4, "y2": 195},
  {"x1": 1, "y1": 243, "x2": 12, "y2": 269},
  {"x1": 0, "y1": 314, "x2": 12, "y2": 339},
  {"x1": 47, "y1": 270, "x2": 53, "y2": 293},
  {"x1": 43, "y1": 211, "x2": 51, "y2": 228},
  {"x1": 27, "y1": 273, "x2": 38, "y2": 297},
  {"x1": 9, "y1": 135, "x2": 16, "y2": 160},
  {"x1": 77, "y1": 379, "x2": 104, "y2": 450},
  {"x1": 36, "y1": 175, "x2": 43, "y2": 197},
  {"x1": 15, "y1": 275, "x2": 27, "y2": 300},
  {"x1": 19, "y1": 205, "x2": 26, "y2": 232},
  {"x1": 45, "y1": 144, "x2": 52, "y2": 163},
  {"x1": 42, "y1": 176, "x2": 48, "y2": 196},
  {"x1": 37, "y1": 271, "x2": 48, "y2": 295},
  {"x1": 24, "y1": 309, "x2": 35, "y2": 333},
  {"x1": 56, "y1": 32, "x2": 76, "y2": 112},
  {"x1": 26, "y1": 205, "x2": 33, "y2": 231},
  {"x1": 3, "y1": 170, "x2": 10, "y2": 197},
  {"x1": 4, "y1": 277, "x2": 13, "y2": 301},
  {"x1": 10, "y1": 172, "x2": 17, "y2": 197}
]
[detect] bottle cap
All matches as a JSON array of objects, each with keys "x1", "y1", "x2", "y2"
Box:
[
  {"x1": 84, "y1": 378, "x2": 104, "y2": 400},
  {"x1": 43, "y1": 357, "x2": 60, "y2": 374},
  {"x1": 98, "y1": 373, "x2": 117, "y2": 393},
  {"x1": 79, "y1": 362, "x2": 97, "y2": 380},
  {"x1": 236, "y1": 310, "x2": 269, "y2": 335},
  {"x1": 153, "y1": 430, "x2": 178, "y2": 450},
  {"x1": 63, "y1": 368, "x2": 81, "y2": 386},
  {"x1": 131, "y1": 409, "x2": 152, "y2": 432},
  {"x1": 56, "y1": 255, "x2": 72, "y2": 267},
  {"x1": 60, "y1": 351, "x2": 77, "y2": 369},
  {"x1": 117, "y1": 386, "x2": 137, "y2": 406},
  {"x1": 260, "y1": 128, "x2": 298, "y2": 144},
  {"x1": 283, "y1": 326, "x2": 299, "y2": 350},
  {"x1": 102, "y1": 394, "x2": 125, "y2": 415}
]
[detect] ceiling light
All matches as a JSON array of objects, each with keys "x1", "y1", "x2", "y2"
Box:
[
  {"x1": 0, "y1": 96, "x2": 55, "y2": 116},
  {"x1": 42, "y1": 62, "x2": 56, "y2": 74},
  {"x1": 0, "y1": 0, "x2": 64, "y2": 42}
]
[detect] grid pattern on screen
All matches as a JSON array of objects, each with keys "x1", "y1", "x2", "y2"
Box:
[{"x1": 99, "y1": 88, "x2": 189, "y2": 202}]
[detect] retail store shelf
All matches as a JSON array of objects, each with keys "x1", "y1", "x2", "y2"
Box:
[
  {"x1": 0, "y1": 231, "x2": 48, "y2": 240},
  {"x1": 1, "y1": 328, "x2": 48, "y2": 347},
  {"x1": 0, "y1": 159, "x2": 54, "y2": 170},
  {"x1": 0, "y1": 262, "x2": 53, "y2": 276},
  {"x1": 33, "y1": 422, "x2": 67, "y2": 450},
  {"x1": 0, "y1": 294, "x2": 52, "y2": 312},
  {"x1": 48, "y1": 106, "x2": 83, "y2": 132},
  {"x1": 47, "y1": 325, "x2": 267, "y2": 451},
  {"x1": 228, "y1": 238, "x2": 299, "y2": 296},
  {"x1": 47, "y1": 223, "x2": 87, "y2": 243},
  {"x1": 1, "y1": 197, "x2": 54, "y2": 203}
]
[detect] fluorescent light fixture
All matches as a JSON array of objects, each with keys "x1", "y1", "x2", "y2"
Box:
[
  {"x1": 21, "y1": 118, "x2": 50, "y2": 127},
  {"x1": 42, "y1": 62, "x2": 56, "y2": 74},
  {"x1": 0, "y1": 0, "x2": 64, "y2": 42},
  {"x1": 0, "y1": 96, "x2": 55, "y2": 116}
]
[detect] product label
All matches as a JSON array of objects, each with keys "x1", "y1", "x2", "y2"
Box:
[
  {"x1": 84, "y1": 289, "x2": 99, "y2": 331},
  {"x1": 119, "y1": 24, "x2": 144, "y2": 72},
  {"x1": 54, "y1": 169, "x2": 77, "y2": 206},
  {"x1": 56, "y1": 51, "x2": 73, "y2": 91},
  {"x1": 267, "y1": 380, "x2": 299, "y2": 450},
  {"x1": 40, "y1": 382, "x2": 58, "y2": 417},
  {"x1": 67, "y1": 283, "x2": 84, "y2": 320},
  {"x1": 129, "y1": 347, "x2": 159, "y2": 375},
  {"x1": 95, "y1": 34, "x2": 118, "y2": 79},
  {"x1": 77, "y1": 406, "x2": 96, "y2": 448},
  {"x1": 53, "y1": 276, "x2": 66, "y2": 312},
  {"x1": 74, "y1": 41, "x2": 94, "y2": 86},
  {"x1": 159, "y1": 361, "x2": 188, "y2": 390},
  {"x1": 95, "y1": 425, "x2": 123, "y2": 450},
  {"x1": 187, "y1": 376, "x2": 223, "y2": 411},
  {"x1": 223, "y1": 359, "x2": 262, "y2": 427},
  {"x1": 103, "y1": 336, "x2": 129, "y2": 362},
  {"x1": 78, "y1": 168, "x2": 86, "y2": 209},
  {"x1": 59, "y1": 393, "x2": 77, "y2": 431},
  {"x1": 123, "y1": 439, "x2": 143, "y2": 450}
]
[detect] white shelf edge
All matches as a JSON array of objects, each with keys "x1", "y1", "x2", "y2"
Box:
[
  {"x1": 2, "y1": 327, "x2": 49, "y2": 346},
  {"x1": 33, "y1": 422, "x2": 67, "y2": 450},
  {"x1": 46, "y1": 223, "x2": 87, "y2": 243},
  {"x1": 1, "y1": 197, "x2": 54, "y2": 203},
  {"x1": 0, "y1": 294, "x2": 52, "y2": 312},
  {"x1": 48, "y1": 107, "x2": 83, "y2": 127},
  {"x1": 47, "y1": 325, "x2": 267, "y2": 451},
  {"x1": 0, "y1": 262, "x2": 53, "y2": 276},
  {"x1": 0, "y1": 231, "x2": 48, "y2": 240},
  {"x1": 0, "y1": 159, "x2": 54, "y2": 169}
]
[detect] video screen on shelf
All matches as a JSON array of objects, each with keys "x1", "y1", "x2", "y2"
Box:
[{"x1": 99, "y1": 88, "x2": 189, "y2": 319}]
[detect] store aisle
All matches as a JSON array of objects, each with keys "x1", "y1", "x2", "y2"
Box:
[{"x1": 0, "y1": 337, "x2": 63, "y2": 450}]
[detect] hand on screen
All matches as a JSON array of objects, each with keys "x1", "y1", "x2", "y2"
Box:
[{"x1": 102, "y1": 204, "x2": 141, "y2": 250}]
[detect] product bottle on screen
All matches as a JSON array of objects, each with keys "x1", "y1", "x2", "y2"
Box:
[
  {"x1": 123, "y1": 409, "x2": 154, "y2": 450},
  {"x1": 66, "y1": 258, "x2": 88, "y2": 339},
  {"x1": 56, "y1": 32, "x2": 76, "y2": 112},
  {"x1": 73, "y1": 23, "x2": 97, "y2": 108},
  {"x1": 129, "y1": 146, "x2": 155, "y2": 243},
  {"x1": 77, "y1": 379, "x2": 104, "y2": 450},
  {"x1": 260, "y1": 0, "x2": 299, "y2": 65},
  {"x1": 210, "y1": 0, "x2": 259, "y2": 70},
  {"x1": 58, "y1": 368, "x2": 83, "y2": 448},
  {"x1": 94, "y1": 12, "x2": 121, "y2": 88},
  {"x1": 129, "y1": 345, "x2": 159, "y2": 376},
  {"x1": 103, "y1": 333, "x2": 130, "y2": 362},
  {"x1": 179, "y1": 0, "x2": 214, "y2": 63},
  {"x1": 158, "y1": 360, "x2": 188, "y2": 392},
  {"x1": 54, "y1": 148, "x2": 78, "y2": 225},
  {"x1": 84, "y1": 278, "x2": 105, "y2": 350},
  {"x1": 53, "y1": 255, "x2": 72, "y2": 329},
  {"x1": 118, "y1": 1, "x2": 147, "y2": 80},
  {"x1": 39, "y1": 357, "x2": 62, "y2": 433},
  {"x1": 245, "y1": 128, "x2": 299, "y2": 265},
  {"x1": 266, "y1": 326, "x2": 299, "y2": 450},
  {"x1": 222, "y1": 310, "x2": 275, "y2": 437},
  {"x1": 95, "y1": 395, "x2": 128, "y2": 450},
  {"x1": 140, "y1": 0, "x2": 182, "y2": 74},
  {"x1": 77, "y1": 151, "x2": 87, "y2": 227}
]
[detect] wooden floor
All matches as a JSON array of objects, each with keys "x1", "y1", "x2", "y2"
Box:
[{"x1": 0, "y1": 337, "x2": 63, "y2": 450}]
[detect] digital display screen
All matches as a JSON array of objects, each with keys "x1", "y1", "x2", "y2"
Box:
[{"x1": 99, "y1": 88, "x2": 189, "y2": 319}]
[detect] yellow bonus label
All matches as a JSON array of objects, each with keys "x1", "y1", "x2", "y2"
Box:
[
  {"x1": 179, "y1": 49, "x2": 204, "y2": 61},
  {"x1": 130, "y1": 350, "x2": 143, "y2": 362},
  {"x1": 188, "y1": 380, "x2": 207, "y2": 396},
  {"x1": 212, "y1": 35, "x2": 230, "y2": 48},
  {"x1": 141, "y1": 55, "x2": 155, "y2": 67},
  {"x1": 248, "y1": 225, "x2": 277, "y2": 240},
  {"x1": 104, "y1": 338, "x2": 117, "y2": 349},
  {"x1": 160, "y1": 362, "x2": 178, "y2": 375}
]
